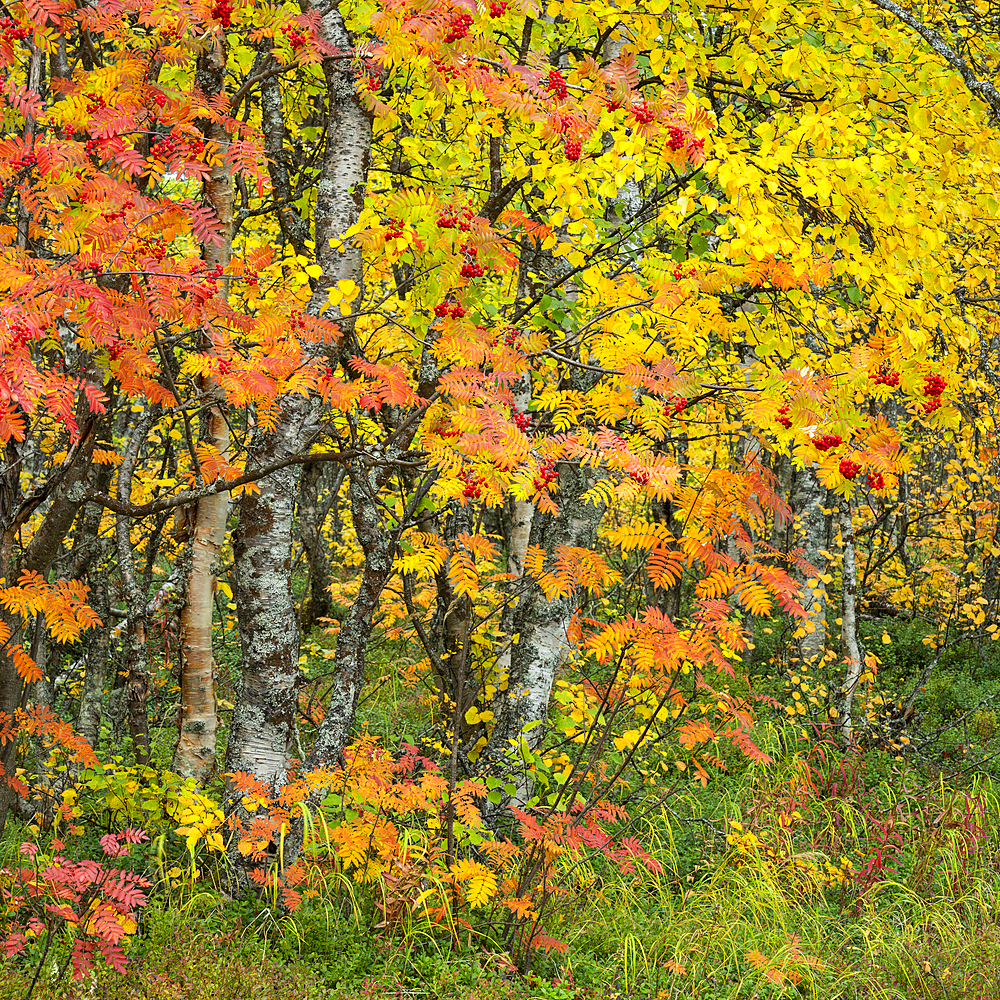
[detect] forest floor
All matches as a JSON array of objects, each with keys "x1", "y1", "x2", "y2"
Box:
[
  {"x1": 3, "y1": 736, "x2": 998, "y2": 1000},
  {"x1": 3, "y1": 625, "x2": 1000, "y2": 1000}
]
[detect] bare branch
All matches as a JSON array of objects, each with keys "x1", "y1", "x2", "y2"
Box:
[{"x1": 870, "y1": 0, "x2": 1000, "y2": 117}]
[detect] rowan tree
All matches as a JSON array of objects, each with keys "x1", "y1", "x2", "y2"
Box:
[{"x1": 0, "y1": 0, "x2": 996, "y2": 855}]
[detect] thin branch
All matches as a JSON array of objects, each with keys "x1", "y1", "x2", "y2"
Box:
[{"x1": 869, "y1": 0, "x2": 1000, "y2": 117}]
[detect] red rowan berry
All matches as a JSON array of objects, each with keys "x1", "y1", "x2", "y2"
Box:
[
  {"x1": 633, "y1": 103, "x2": 655, "y2": 125},
  {"x1": 547, "y1": 70, "x2": 568, "y2": 99},
  {"x1": 444, "y1": 13, "x2": 472, "y2": 42},
  {"x1": 210, "y1": 0, "x2": 234, "y2": 26},
  {"x1": 814, "y1": 434, "x2": 842, "y2": 452},
  {"x1": 839, "y1": 459, "x2": 861, "y2": 481}
]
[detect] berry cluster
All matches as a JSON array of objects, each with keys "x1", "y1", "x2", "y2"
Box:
[
  {"x1": 459, "y1": 244, "x2": 485, "y2": 278},
  {"x1": 61, "y1": 123, "x2": 74, "y2": 139},
  {"x1": 434, "y1": 300, "x2": 466, "y2": 319},
  {"x1": 1, "y1": 17, "x2": 27, "y2": 41},
  {"x1": 512, "y1": 411, "x2": 532, "y2": 432},
  {"x1": 288, "y1": 312, "x2": 307, "y2": 330},
  {"x1": 459, "y1": 469, "x2": 485, "y2": 499},
  {"x1": 632, "y1": 103, "x2": 655, "y2": 125},
  {"x1": 218, "y1": 358, "x2": 233, "y2": 375},
  {"x1": 533, "y1": 460, "x2": 558, "y2": 491},
  {"x1": 85, "y1": 93, "x2": 107, "y2": 115},
  {"x1": 662, "y1": 396, "x2": 687, "y2": 416},
  {"x1": 775, "y1": 405, "x2": 792, "y2": 430},
  {"x1": 489, "y1": 1, "x2": 508, "y2": 15},
  {"x1": 134, "y1": 235, "x2": 167, "y2": 262},
  {"x1": 5, "y1": 320, "x2": 34, "y2": 346},
  {"x1": 10, "y1": 150, "x2": 36, "y2": 171},
  {"x1": 866, "y1": 471, "x2": 884, "y2": 490},
  {"x1": 108, "y1": 341, "x2": 126, "y2": 360},
  {"x1": 151, "y1": 91, "x2": 167, "y2": 108},
  {"x1": 188, "y1": 137, "x2": 205, "y2": 155},
  {"x1": 547, "y1": 70, "x2": 568, "y2": 99},
  {"x1": 631, "y1": 469, "x2": 650, "y2": 485},
  {"x1": 870, "y1": 365, "x2": 899, "y2": 387},
  {"x1": 813, "y1": 433, "x2": 842, "y2": 451},
  {"x1": 666, "y1": 125, "x2": 685, "y2": 151},
  {"x1": 495, "y1": 326, "x2": 520, "y2": 347},
  {"x1": 384, "y1": 217, "x2": 405, "y2": 239},
  {"x1": 605, "y1": 96, "x2": 622, "y2": 112},
  {"x1": 922, "y1": 373, "x2": 946, "y2": 414},
  {"x1": 437, "y1": 207, "x2": 473, "y2": 231},
  {"x1": 564, "y1": 137, "x2": 581, "y2": 161},
  {"x1": 154, "y1": 135, "x2": 178, "y2": 160},
  {"x1": 671, "y1": 266, "x2": 697, "y2": 279},
  {"x1": 210, "y1": 0, "x2": 235, "y2": 26},
  {"x1": 839, "y1": 459, "x2": 861, "y2": 481},
  {"x1": 444, "y1": 13, "x2": 473, "y2": 42},
  {"x1": 84, "y1": 139, "x2": 104, "y2": 157},
  {"x1": 431, "y1": 57, "x2": 457, "y2": 81},
  {"x1": 687, "y1": 137, "x2": 704, "y2": 155},
  {"x1": 282, "y1": 25, "x2": 307, "y2": 49}
]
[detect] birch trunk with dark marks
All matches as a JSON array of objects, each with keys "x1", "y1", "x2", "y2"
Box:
[
  {"x1": 223, "y1": 0, "x2": 371, "y2": 870},
  {"x1": 307, "y1": 469, "x2": 397, "y2": 768},
  {"x1": 298, "y1": 462, "x2": 335, "y2": 631},
  {"x1": 494, "y1": 374, "x2": 535, "y2": 695},
  {"x1": 77, "y1": 577, "x2": 111, "y2": 749},
  {"x1": 482, "y1": 462, "x2": 606, "y2": 813},
  {"x1": 226, "y1": 399, "x2": 317, "y2": 800},
  {"x1": 833, "y1": 502, "x2": 863, "y2": 744},
  {"x1": 172, "y1": 34, "x2": 234, "y2": 784},
  {"x1": 116, "y1": 410, "x2": 158, "y2": 767},
  {"x1": 173, "y1": 402, "x2": 229, "y2": 782},
  {"x1": 790, "y1": 464, "x2": 830, "y2": 668}
]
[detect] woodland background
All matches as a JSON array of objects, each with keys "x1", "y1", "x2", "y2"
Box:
[{"x1": 0, "y1": 0, "x2": 999, "y2": 997}]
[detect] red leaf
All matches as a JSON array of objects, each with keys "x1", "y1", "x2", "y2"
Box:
[
  {"x1": 84, "y1": 384, "x2": 107, "y2": 415},
  {"x1": 187, "y1": 203, "x2": 225, "y2": 247}
]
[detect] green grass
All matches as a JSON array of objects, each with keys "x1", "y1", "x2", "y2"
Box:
[
  {"x1": 8, "y1": 611, "x2": 1000, "y2": 1000},
  {"x1": 7, "y1": 726, "x2": 1000, "y2": 999}
]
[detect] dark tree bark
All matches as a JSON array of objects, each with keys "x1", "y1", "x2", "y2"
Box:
[
  {"x1": 298, "y1": 461, "x2": 336, "y2": 631},
  {"x1": 223, "y1": 0, "x2": 373, "y2": 878}
]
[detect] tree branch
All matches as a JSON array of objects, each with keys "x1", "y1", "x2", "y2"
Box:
[{"x1": 870, "y1": 0, "x2": 1000, "y2": 117}]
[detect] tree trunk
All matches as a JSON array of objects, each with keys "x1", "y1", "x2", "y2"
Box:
[
  {"x1": 308, "y1": 468, "x2": 397, "y2": 768},
  {"x1": 227, "y1": 399, "x2": 317, "y2": 795},
  {"x1": 173, "y1": 403, "x2": 229, "y2": 782},
  {"x1": 225, "y1": 0, "x2": 371, "y2": 822},
  {"x1": 790, "y1": 464, "x2": 829, "y2": 668},
  {"x1": 116, "y1": 410, "x2": 158, "y2": 767},
  {"x1": 483, "y1": 462, "x2": 605, "y2": 812},
  {"x1": 833, "y1": 502, "x2": 863, "y2": 744},
  {"x1": 298, "y1": 462, "x2": 335, "y2": 631},
  {"x1": 77, "y1": 577, "x2": 111, "y2": 749},
  {"x1": 172, "y1": 34, "x2": 234, "y2": 783}
]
